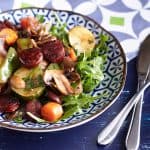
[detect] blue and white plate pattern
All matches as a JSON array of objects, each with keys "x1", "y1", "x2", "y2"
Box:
[{"x1": 0, "y1": 8, "x2": 126, "y2": 132}]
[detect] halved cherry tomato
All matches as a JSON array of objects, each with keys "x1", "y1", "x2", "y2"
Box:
[
  {"x1": 41, "y1": 102, "x2": 63, "y2": 122},
  {"x1": 20, "y1": 17, "x2": 30, "y2": 29},
  {"x1": 20, "y1": 17, "x2": 39, "y2": 31}
]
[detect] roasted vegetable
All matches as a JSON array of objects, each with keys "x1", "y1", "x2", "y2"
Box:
[
  {"x1": 0, "y1": 47, "x2": 18, "y2": 84},
  {"x1": 0, "y1": 54, "x2": 4, "y2": 66},
  {"x1": 0, "y1": 28, "x2": 18, "y2": 45},
  {"x1": 11, "y1": 67, "x2": 45, "y2": 100},
  {"x1": 68, "y1": 26, "x2": 95, "y2": 55},
  {"x1": 67, "y1": 47, "x2": 77, "y2": 62},
  {"x1": 17, "y1": 38, "x2": 33, "y2": 51}
]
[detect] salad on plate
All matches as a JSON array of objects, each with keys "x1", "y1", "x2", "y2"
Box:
[{"x1": 0, "y1": 14, "x2": 108, "y2": 123}]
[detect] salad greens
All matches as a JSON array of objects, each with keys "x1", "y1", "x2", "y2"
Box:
[
  {"x1": 76, "y1": 56, "x2": 104, "y2": 92},
  {"x1": 62, "y1": 93, "x2": 103, "y2": 119},
  {"x1": 61, "y1": 34, "x2": 108, "y2": 118},
  {"x1": 50, "y1": 12, "x2": 69, "y2": 47},
  {"x1": 13, "y1": 111, "x2": 24, "y2": 123},
  {"x1": 49, "y1": 13, "x2": 109, "y2": 119},
  {"x1": 36, "y1": 13, "x2": 69, "y2": 46},
  {"x1": 91, "y1": 34, "x2": 109, "y2": 57},
  {"x1": 76, "y1": 34, "x2": 108, "y2": 93},
  {"x1": 36, "y1": 15, "x2": 45, "y2": 23}
]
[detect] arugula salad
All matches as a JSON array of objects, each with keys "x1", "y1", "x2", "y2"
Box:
[{"x1": 0, "y1": 14, "x2": 108, "y2": 123}]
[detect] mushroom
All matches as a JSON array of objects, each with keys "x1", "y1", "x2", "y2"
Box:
[
  {"x1": 43, "y1": 70, "x2": 74, "y2": 95},
  {"x1": 73, "y1": 81, "x2": 83, "y2": 94}
]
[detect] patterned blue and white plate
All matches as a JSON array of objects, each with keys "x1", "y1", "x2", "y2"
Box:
[{"x1": 0, "y1": 8, "x2": 126, "y2": 132}]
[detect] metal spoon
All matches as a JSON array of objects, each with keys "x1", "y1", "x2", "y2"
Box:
[
  {"x1": 97, "y1": 35, "x2": 150, "y2": 146},
  {"x1": 97, "y1": 79, "x2": 150, "y2": 145},
  {"x1": 125, "y1": 35, "x2": 150, "y2": 150}
]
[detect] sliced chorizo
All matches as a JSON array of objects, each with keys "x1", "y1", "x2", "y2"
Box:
[
  {"x1": 40, "y1": 39, "x2": 65, "y2": 63},
  {"x1": 0, "y1": 95, "x2": 20, "y2": 113},
  {"x1": 19, "y1": 48, "x2": 43, "y2": 68},
  {"x1": 25, "y1": 100, "x2": 42, "y2": 118}
]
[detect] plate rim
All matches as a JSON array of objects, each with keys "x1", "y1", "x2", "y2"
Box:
[{"x1": 0, "y1": 7, "x2": 127, "y2": 132}]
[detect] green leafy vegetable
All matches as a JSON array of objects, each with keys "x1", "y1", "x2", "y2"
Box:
[
  {"x1": 13, "y1": 115, "x2": 24, "y2": 123},
  {"x1": 91, "y1": 34, "x2": 109, "y2": 58},
  {"x1": 36, "y1": 15, "x2": 45, "y2": 23},
  {"x1": 76, "y1": 56, "x2": 104, "y2": 92},
  {"x1": 13, "y1": 110, "x2": 24, "y2": 123},
  {"x1": 61, "y1": 93, "x2": 103, "y2": 119},
  {"x1": 50, "y1": 12, "x2": 69, "y2": 47},
  {"x1": 76, "y1": 34, "x2": 108, "y2": 92}
]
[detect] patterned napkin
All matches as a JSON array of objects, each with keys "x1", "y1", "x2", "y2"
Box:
[{"x1": 0, "y1": 0, "x2": 150, "y2": 61}]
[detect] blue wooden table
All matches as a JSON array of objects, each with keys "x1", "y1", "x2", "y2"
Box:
[
  {"x1": 0, "y1": 58, "x2": 149, "y2": 150},
  {"x1": 0, "y1": 1, "x2": 150, "y2": 149}
]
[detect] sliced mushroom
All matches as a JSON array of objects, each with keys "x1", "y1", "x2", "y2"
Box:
[
  {"x1": 43, "y1": 70, "x2": 73, "y2": 95},
  {"x1": 43, "y1": 70, "x2": 53, "y2": 85},
  {"x1": 0, "y1": 38, "x2": 7, "y2": 56},
  {"x1": 65, "y1": 71, "x2": 80, "y2": 83},
  {"x1": 61, "y1": 56, "x2": 76, "y2": 72},
  {"x1": 53, "y1": 75, "x2": 68, "y2": 95},
  {"x1": 74, "y1": 81, "x2": 83, "y2": 94},
  {"x1": 59, "y1": 74, "x2": 74, "y2": 94}
]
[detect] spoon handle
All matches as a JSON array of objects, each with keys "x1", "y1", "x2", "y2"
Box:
[
  {"x1": 125, "y1": 96, "x2": 143, "y2": 150},
  {"x1": 97, "y1": 82, "x2": 150, "y2": 145},
  {"x1": 125, "y1": 77, "x2": 145, "y2": 150}
]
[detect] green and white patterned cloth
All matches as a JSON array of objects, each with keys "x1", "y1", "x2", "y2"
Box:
[{"x1": 0, "y1": 0, "x2": 150, "y2": 61}]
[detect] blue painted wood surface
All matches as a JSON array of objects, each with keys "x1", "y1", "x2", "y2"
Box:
[{"x1": 0, "y1": 58, "x2": 149, "y2": 150}]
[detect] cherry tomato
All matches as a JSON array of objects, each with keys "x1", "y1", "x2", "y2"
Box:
[{"x1": 41, "y1": 102, "x2": 63, "y2": 122}]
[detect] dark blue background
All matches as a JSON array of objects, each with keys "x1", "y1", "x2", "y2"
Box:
[{"x1": 0, "y1": 58, "x2": 149, "y2": 150}]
